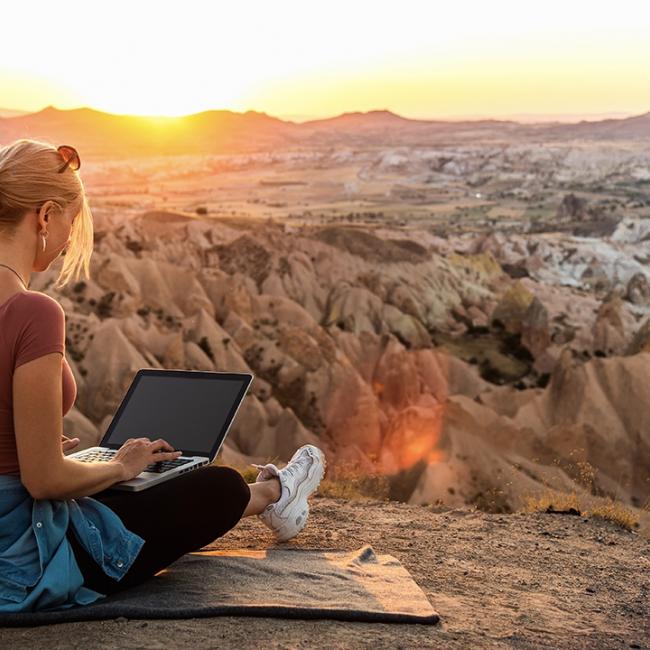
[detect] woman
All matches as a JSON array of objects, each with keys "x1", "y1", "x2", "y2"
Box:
[{"x1": 0, "y1": 139, "x2": 325, "y2": 612}]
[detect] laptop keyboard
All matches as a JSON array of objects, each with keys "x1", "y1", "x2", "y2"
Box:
[{"x1": 74, "y1": 449, "x2": 195, "y2": 474}]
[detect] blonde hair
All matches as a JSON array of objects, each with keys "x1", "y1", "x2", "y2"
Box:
[{"x1": 0, "y1": 138, "x2": 93, "y2": 290}]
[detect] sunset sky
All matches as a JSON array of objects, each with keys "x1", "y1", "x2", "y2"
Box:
[{"x1": 1, "y1": 0, "x2": 649, "y2": 122}]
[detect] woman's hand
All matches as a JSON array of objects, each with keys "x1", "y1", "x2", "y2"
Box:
[
  {"x1": 109, "y1": 437, "x2": 182, "y2": 482},
  {"x1": 62, "y1": 434, "x2": 80, "y2": 453}
]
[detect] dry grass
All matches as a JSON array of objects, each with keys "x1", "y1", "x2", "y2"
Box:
[
  {"x1": 318, "y1": 472, "x2": 390, "y2": 502},
  {"x1": 523, "y1": 489, "x2": 640, "y2": 532},
  {"x1": 523, "y1": 458, "x2": 641, "y2": 532},
  {"x1": 523, "y1": 490, "x2": 582, "y2": 515},
  {"x1": 229, "y1": 461, "x2": 390, "y2": 502},
  {"x1": 587, "y1": 499, "x2": 640, "y2": 532},
  {"x1": 237, "y1": 465, "x2": 265, "y2": 484}
]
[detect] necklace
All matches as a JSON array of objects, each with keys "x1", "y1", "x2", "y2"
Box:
[{"x1": 0, "y1": 263, "x2": 28, "y2": 290}]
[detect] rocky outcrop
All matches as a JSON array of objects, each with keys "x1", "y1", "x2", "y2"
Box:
[{"x1": 626, "y1": 272, "x2": 650, "y2": 305}]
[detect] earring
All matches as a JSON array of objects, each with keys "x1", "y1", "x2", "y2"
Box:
[{"x1": 41, "y1": 232, "x2": 47, "y2": 252}]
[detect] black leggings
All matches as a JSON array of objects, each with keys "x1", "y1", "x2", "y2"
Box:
[{"x1": 66, "y1": 465, "x2": 251, "y2": 596}]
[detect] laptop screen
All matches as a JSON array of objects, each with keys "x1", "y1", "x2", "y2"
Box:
[{"x1": 101, "y1": 370, "x2": 253, "y2": 459}]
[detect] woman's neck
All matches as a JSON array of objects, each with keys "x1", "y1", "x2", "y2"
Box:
[{"x1": 0, "y1": 236, "x2": 33, "y2": 290}]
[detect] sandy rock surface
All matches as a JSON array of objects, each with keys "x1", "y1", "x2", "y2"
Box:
[{"x1": 3, "y1": 497, "x2": 649, "y2": 649}]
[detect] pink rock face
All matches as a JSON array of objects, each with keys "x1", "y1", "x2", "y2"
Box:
[
  {"x1": 591, "y1": 314, "x2": 627, "y2": 357},
  {"x1": 373, "y1": 343, "x2": 422, "y2": 413},
  {"x1": 466, "y1": 305, "x2": 488, "y2": 328},
  {"x1": 627, "y1": 272, "x2": 650, "y2": 305},
  {"x1": 323, "y1": 368, "x2": 383, "y2": 453},
  {"x1": 413, "y1": 350, "x2": 450, "y2": 403},
  {"x1": 512, "y1": 352, "x2": 650, "y2": 501},
  {"x1": 516, "y1": 297, "x2": 551, "y2": 357},
  {"x1": 381, "y1": 404, "x2": 445, "y2": 471}
]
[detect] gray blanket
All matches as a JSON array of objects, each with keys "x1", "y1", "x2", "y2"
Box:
[{"x1": 0, "y1": 545, "x2": 439, "y2": 627}]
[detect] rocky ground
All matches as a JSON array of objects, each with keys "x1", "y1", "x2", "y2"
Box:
[{"x1": 3, "y1": 496, "x2": 649, "y2": 649}]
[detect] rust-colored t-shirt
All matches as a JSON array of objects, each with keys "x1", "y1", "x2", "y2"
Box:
[{"x1": 0, "y1": 291, "x2": 77, "y2": 476}]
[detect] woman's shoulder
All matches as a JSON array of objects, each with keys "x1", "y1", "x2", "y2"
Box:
[{"x1": 6, "y1": 290, "x2": 65, "y2": 322}]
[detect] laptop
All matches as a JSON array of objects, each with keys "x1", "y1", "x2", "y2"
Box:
[{"x1": 68, "y1": 368, "x2": 254, "y2": 492}]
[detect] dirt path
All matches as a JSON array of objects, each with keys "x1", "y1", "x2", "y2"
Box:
[{"x1": 3, "y1": 495, "x2": 649, "y2": 649}]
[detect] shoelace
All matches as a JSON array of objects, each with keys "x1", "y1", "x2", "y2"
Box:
[
  {"x1": 252, "y1": 450, "x2": 314, "y2": 483},
  {"x1": 281, "y1": 462, "x2": 301, "y2": 481},
  {"x1": 250, "y1": 462, "x2": 276, "y2": 473},
  {"x1": 283, "y1": 451, "x2": 315, "y2": 480}
]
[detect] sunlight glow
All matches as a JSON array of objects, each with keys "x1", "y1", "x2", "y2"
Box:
[{"x1": 1, "y1": 0, "x2": 649, "y2": 120}]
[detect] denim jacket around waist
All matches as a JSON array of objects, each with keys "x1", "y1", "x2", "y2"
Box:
[{"x1": 0, "y1": 474, "x2": 145, "y2": 612}]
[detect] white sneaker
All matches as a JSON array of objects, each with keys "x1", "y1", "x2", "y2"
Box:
[{"x1": 251, "y1": 444, "x2": 326, "y2": 542}]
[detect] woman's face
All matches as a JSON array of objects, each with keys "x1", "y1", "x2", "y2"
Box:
[{"x1": 33, "y1": 200, "x2": 80, "y2": 270}]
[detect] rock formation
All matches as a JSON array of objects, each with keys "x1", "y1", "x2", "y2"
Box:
[{"x1": 44, "y1": 207, "x2": 649, "y2": 514}]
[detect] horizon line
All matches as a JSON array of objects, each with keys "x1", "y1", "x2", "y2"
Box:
[{"x1": 0, "y1": 104, "x2": 646, "y2": 125}]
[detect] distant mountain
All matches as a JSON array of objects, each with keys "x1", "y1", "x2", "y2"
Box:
[
  {"x1": 0, "y1": 105, "x2": 303, "y2": 157},
  {"x1": 1, "y1": 105, "x2": 648, "y2": 157},
  {"x1": 526, "y1": 111, "x2": 650, "y2": 141},
  {"x1": 303, "y1": 109, "x2": 427, "y2": 129},
  {"x1": 0, "y1": 107, "x2": 29, "y2": 118},
  {"x1": 479, "y1": 111, "x2": 638, "y2": 124}
]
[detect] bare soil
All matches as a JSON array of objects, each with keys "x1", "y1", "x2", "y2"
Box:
[{"x1": 3, "y1": 495, "x2": 649, "y2": 649}]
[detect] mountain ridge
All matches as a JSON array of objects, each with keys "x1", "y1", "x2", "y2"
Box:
[{"x1": 1, "y1": 105, "x2": 649, "y2": 157}]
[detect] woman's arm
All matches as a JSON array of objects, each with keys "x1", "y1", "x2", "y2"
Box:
[{"x1": 13, "y1": 352, "x2": 128, "y2": 500}]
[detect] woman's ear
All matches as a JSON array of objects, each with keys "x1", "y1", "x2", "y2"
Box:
[
  {"x1": 37, "y1": 201, "x2": 56, "y2": 226},
  {"x1": 34, "y1": 203, "x2": 46, "y2": 229}
]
